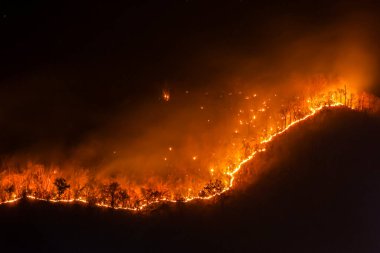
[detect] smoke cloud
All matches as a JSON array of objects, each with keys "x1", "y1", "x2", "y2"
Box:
[{"x1": 0, "y1": 1, "x2": 379, "y2": 193}]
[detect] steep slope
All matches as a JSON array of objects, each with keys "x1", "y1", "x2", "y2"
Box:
[{"x1": 0, "y1": 108, "x2": 379, "y2": 253}]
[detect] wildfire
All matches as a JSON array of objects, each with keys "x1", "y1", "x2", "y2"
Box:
[{"x1": 0, "y1": 84, "x2": 378, "y2": 212}]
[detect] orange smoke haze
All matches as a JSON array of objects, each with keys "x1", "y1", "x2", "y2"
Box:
[{"x1": 1, "y1": 2, "x2": 380, "y2": 210}]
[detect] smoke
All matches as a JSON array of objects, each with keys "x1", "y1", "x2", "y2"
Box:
[{"x1": 0, "y1": 1, "x2": 379, "y2": 193}]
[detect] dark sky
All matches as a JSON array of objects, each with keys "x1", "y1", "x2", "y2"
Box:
[
  {"x1": 1, "y1": 3, "x2": 380, "y2": 252},
  {"x1": 0, "y1": 0, "x2": 380, "y2": 163}
]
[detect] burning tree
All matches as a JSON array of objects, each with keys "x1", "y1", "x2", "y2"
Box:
[
  {"x1": 142, "y1": 188, "x2": 167, "y2": 204},
  {"x1": 290, "y1": 100, "x2": 304, "y2": 122},
  {"x1": 54, "y1": 177, "x2": 70, "y2": 199},
  {"x1": 198, "y1": 179, "x2": 225, "y2": 197},
  {"x1": 118, "y1": 189, "x2": 130, "y2": 208},
  {"x1": 108, "y1": 182, "x2": 120, "y2": 208},
  {"x1": 0, "y1": 84, "x2": 378, "y2": 211},
  {"x1": 280, "y1": 104, "x2": 291, "y2": 128},
  {"x1": 4, "y1": 184, "x2": 15, "y2": 199},
  {"x1": 83, "y1": 182, "x2": 97, "y2": 206},
  {"x1": 337, "y1": 87, "x2": 347, "y2": 105},
  {"x1": 97, "y1": 181, "x2": 131, "y2": 208}
]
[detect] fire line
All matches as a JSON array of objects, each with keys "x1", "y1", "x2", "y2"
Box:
[{"x1": 0, "y1": 86, "x2": 377, "y2": 212}]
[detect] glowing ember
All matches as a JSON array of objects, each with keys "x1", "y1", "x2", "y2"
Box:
[
  {"x1": 162, "y1": 89, "x2": 170, "y2": 102},
  {"x1": 0, "y1": 84, "x2": 378, "y2": 211}
]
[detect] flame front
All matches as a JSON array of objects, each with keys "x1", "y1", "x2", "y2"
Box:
[{"x1": 0, "y1": 83, "x2": 378, "y2": 211}]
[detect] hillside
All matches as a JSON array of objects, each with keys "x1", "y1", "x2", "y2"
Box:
[{"x1": 0, "y1": 108, "x2": 379, "y2": 253}]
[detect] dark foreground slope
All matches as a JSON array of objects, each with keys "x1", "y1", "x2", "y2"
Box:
[{"x1": 0, "y1": 108, "x2": 380, "y2": 253}]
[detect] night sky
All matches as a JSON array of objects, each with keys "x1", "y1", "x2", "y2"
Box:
[
  {"x1": 1, "y1": 1, "x2": 380, "y2": 151},
  {"x1": 1, "y1": 1, "x2": 380, "y2": 252}
]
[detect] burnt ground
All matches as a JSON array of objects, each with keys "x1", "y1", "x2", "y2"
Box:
[{"x1": 0, "y1": 108, "x2": 379, "y2": 253}]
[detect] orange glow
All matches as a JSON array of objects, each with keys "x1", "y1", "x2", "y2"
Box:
[
  {"x1": 162, "y1": 89, "x2": 170, "y2": 102},
  {"x1": 0, "y1": 84, "x2": 378, "y2": 211}
]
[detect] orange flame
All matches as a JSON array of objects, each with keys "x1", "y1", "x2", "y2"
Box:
[{"x1": 0, "y1": 85, "x2": 378, "y2": 211}]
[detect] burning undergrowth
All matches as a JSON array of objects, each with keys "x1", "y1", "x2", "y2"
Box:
[
  {"x1": 1, "y1": 2, "x2": 380, "y2": 211},
  {"x1": 0, "y1": 80, "x2": 378, "y2": 210}
]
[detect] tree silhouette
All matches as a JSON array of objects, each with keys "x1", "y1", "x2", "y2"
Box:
[
  {"x1": 54, "y1": 178, "x2": 70, "y2": 199},
  {"x1": 118, "y1": 189, "x2": 129, "y2": 208},
  {"x1": 5, "y1": 184, "x2": 15, "y2": 199},
  {"x1": 280, "y1": 104, "x2": 290, "y2": 128},
  {"x1": 142, "y1": 188, "x2": 166, "y2": 203},
  {"x1": 109, "y1": 182, "x2": 120, "y2": 208},
  {"x1": 199, "y1": 179, "x2": 225, "y2": 197}
]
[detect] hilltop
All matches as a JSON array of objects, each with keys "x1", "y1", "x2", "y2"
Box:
[{"x1": 0, "y1": 108, "x2": 379, "y2": 253}]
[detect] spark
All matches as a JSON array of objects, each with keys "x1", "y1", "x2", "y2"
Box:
[
  {"x1": 0, "y1": 86, "x2": 372, "y2": 212},
  {"x1": 162, "y1": 89, "x2": 170, "y2": 101}
]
